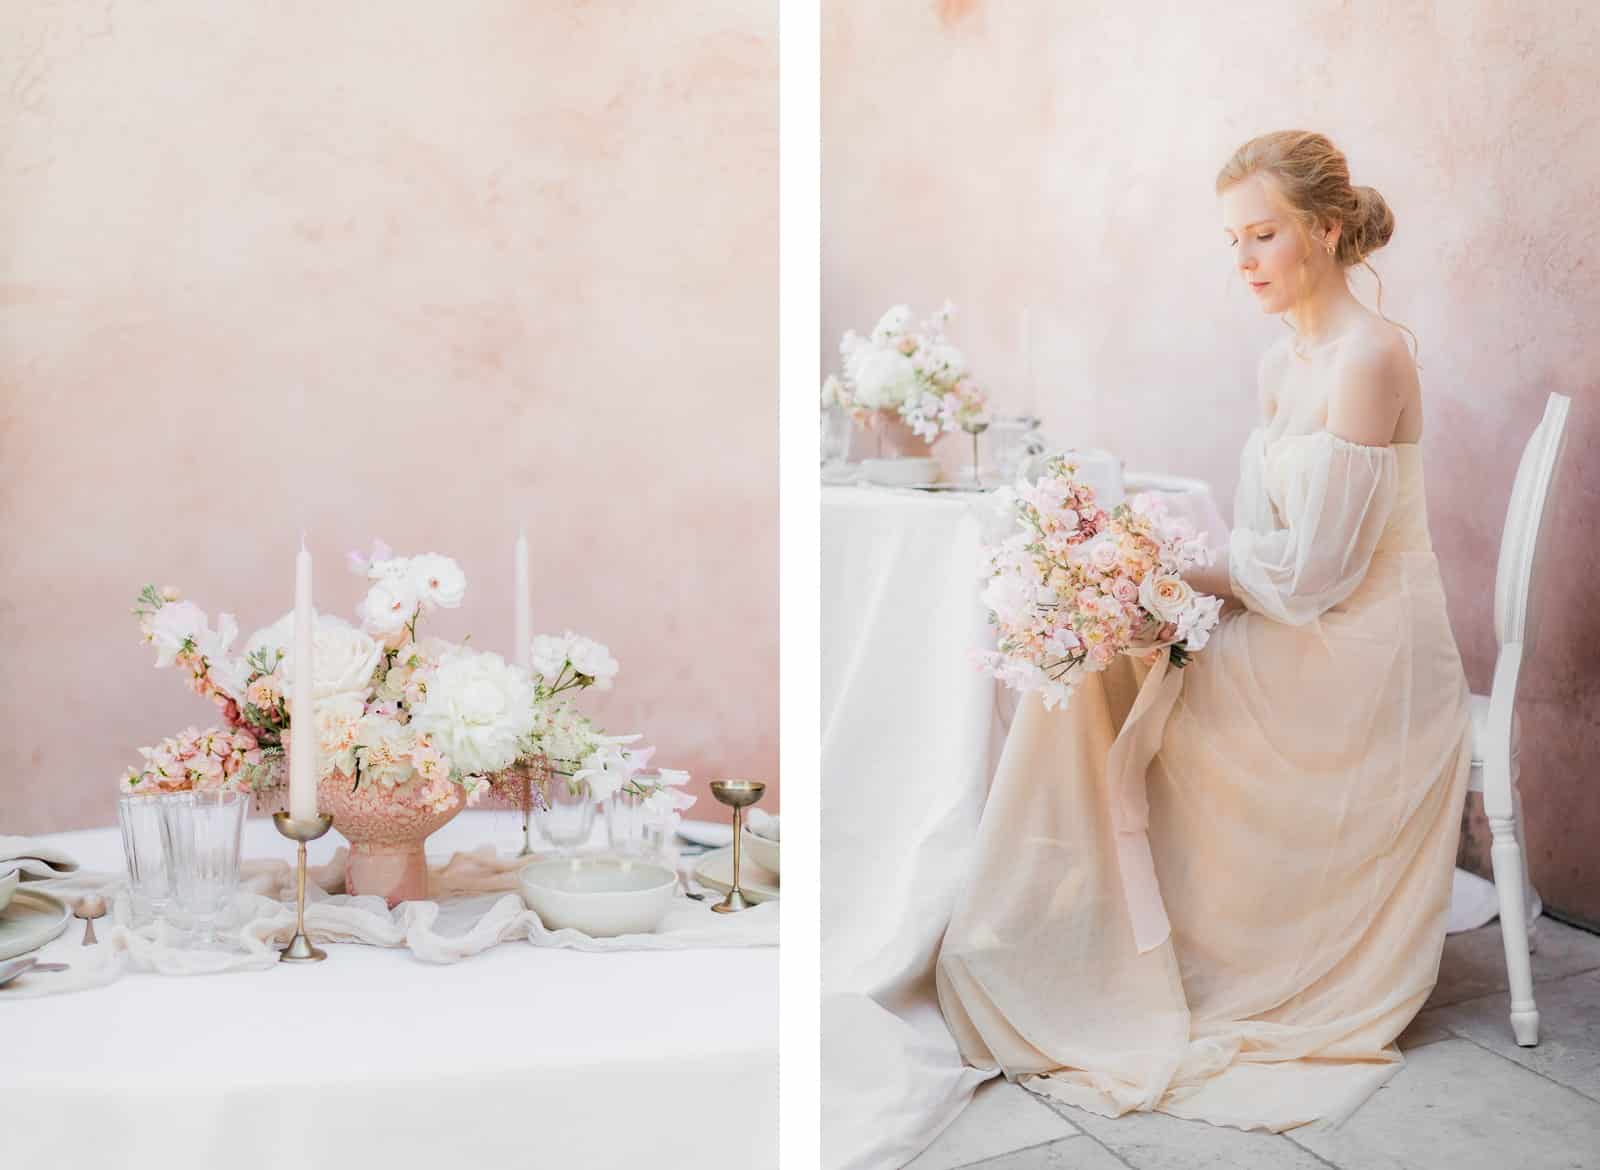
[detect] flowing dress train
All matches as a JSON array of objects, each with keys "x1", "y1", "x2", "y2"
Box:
[{"x1": 935, "y1": 426, "x2": 1475, "y2": 1132}]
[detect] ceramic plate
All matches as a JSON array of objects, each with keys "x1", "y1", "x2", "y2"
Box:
[
  {"x1": 693, "y1": 846, "x2": 779, "y2": 904},
  {"x1": 676, "y1": 819, "x2": 735, "y2": 849},
  {"x1": 0, "y1": 889, "x2": 71, "y2": 961}
]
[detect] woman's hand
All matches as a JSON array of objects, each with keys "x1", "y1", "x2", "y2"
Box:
[{"x1": 1182, "y1": 555, "x2": 1242, "y2": 613}]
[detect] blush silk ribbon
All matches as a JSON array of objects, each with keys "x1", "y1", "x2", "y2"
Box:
[{"x1": 1106, "y1": 646, "x2": 1185, "y2": 954}]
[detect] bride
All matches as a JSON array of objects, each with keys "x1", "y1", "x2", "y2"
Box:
[{"x1": 935, "y1": 130, "x2": 1475, "y2": 1132}]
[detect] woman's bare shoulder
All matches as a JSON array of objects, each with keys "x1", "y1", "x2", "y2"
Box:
[{"x1": 1327, "y1": 320, "x2": 1418, "y2": 444}]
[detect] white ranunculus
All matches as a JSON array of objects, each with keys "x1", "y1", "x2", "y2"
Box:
[
  {"x1": 411, "y1": 651, "x2": 536, "y2": 776},
  {"x1": 357, "y1": 578, "x2": 419, "y2": 639},
  {"x1": 1139, "y1": 573, "x2": 1196, "y2": 624},
  {"x1": 258, "y1": 613, "x2": 384, "y2": 701},
  {"x1": 148, "y1": 600, "x2": 210, "y2": 667},
  {"x1": 567, "y1": 636, "x2": 619, "y2": 690},
  {"x1": 848, "y1": 347, "x2": 919, "y2": 409},
  {"x1": 529, "y1": 632, "x2": 574, "y2": 681},
  {"x1": 407, "y1": 553, "x2": 466, "y2": 610}
]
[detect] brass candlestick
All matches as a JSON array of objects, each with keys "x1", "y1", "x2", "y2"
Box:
[
  {"x1": 708, "y1": 779, "x2": 766, "y2": 914},
  {"x1": 272, "y1": 811, "x2": 334, "y2": 962}
]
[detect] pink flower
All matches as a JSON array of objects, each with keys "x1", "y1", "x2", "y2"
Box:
[{"x1": 1111, "y1": 578, "x2": 1139, "y2": 603}]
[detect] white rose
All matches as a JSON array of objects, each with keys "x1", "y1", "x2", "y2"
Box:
[
  {"x1": 261, "y1": 613, "x2": 384, "y2": 701},
  {"x1": 821, "y1": 374, "x2": 843, "y2": 409},
  {"x1": 357, "y1": 578, "x2": 419, "y2": 640},
  {"x1": 407, "y1": 553, "x2": 466, "y2": 610},
  {"x1": 567, "y1": 636, "x2": 619, "y2": 690},
  {"x1": 411, "y1": 651, "x2": 536, "y2": 776},
  {"x1": 1138, "y1": 573, "x2": 1196, "y2": 624}
]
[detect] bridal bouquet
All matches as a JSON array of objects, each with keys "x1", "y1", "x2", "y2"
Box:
[
  {"x1": 121, "y1": 544, "x2": 644, "y2": 813},
  {"x1": 977, "y1": 456, "x2": 1224, "y2": 710},
  {"x1": 821, "y1": 302, "x2": 991, "y2": 440}
]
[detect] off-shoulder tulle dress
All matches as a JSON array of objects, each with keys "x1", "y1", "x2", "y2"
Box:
[{"x1": 935, "y1": 425, "x2": 1475, "y2": 1132}]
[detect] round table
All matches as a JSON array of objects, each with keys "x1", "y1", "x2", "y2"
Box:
[
  {"x1": 0, "y1": 810, "x2": 777, "y2": 1170},
  {"x1": 820, "y1": 472, "x2": 1223, "y2": 1170}
]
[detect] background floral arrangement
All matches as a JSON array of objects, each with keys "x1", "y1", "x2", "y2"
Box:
[
  {"x1": 821, "y1": 301, "x2": 991, "y2": 442},
  {"x1": 120, "y1": 543, "x2": 687, "y2": 818},
  {"x1": 977, "y1": 457, "x2": 1224, "y2": 711}
]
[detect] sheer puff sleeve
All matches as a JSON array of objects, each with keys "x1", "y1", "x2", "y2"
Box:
[{"x1": 1228, "y1": 430, "x2": 1399, "y2": 626}]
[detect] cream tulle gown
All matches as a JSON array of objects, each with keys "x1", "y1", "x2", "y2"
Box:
[{"x1": 936, "y1": 424, "x2": 1475, "y2": 1132}]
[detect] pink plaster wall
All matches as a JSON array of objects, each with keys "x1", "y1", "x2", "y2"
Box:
[
  {"x1": 825, "y1": 2, "x2": 1600, "y2": 923},
  {"x1": 1, "y1": 1, "x2": 778, "y2": 834}
]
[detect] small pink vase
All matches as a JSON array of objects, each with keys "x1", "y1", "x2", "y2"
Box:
[{"x1": 316, "y1": 771, "x2": 465, "y2": 907}]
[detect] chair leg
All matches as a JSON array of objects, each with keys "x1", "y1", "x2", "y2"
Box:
[
  {"x1": 1510, "y1": 770, "x2": 1541, "y2": 954},
  {"x1": 1489, "y1": 812, "x2": 1540, "y2": 1046}
]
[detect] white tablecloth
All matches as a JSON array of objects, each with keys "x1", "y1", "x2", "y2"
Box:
[
  {"x1": 0, "y1": 811, "x2": 776, "y2": 1170},
  {"x1": 821, "y1": 485, "x2": 1003, "y2": 1170},
  {"x1": 820, "y1": 470, "x2": 1220, "y2": 1170}
]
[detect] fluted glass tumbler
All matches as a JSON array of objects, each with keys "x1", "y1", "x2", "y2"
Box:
[
  {"x1": 162, "y1": 789, "x2": 247, "y2": 947},
  {"x1": 117, "y1": 793, "x2": 175, "y2": 925},
  {"x1": 538, "y1": 779, "x2": 595, "y2": 854}
]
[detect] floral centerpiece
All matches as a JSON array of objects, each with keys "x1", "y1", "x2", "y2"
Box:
[
  {"x1": 821, "y1": 301, "x2": 992, "y2": 480},
  {"x1": 122, "y1": 542, "x2": 659, "y2": 904},
  {"x1": 977, "y1": 456, "x2": 1225, "y2": 711}
]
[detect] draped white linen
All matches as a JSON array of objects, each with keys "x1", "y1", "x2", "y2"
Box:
[{"x1": 0, "y1": 812, "x2": 777, "y2": 1170}]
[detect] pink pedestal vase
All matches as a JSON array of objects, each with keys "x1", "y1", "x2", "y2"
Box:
[{"x1": 316, "y1": 771, "x2": 465, "y2": 907}]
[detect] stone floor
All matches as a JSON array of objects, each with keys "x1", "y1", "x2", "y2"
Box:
[{"x1": 907, "y1": 917, "x2": 1600, "y2": 1170}]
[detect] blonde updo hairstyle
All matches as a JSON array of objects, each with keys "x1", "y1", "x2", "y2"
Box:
[{"x1": 1216, "y1": 130, "x2": 1417, "y2": 361}]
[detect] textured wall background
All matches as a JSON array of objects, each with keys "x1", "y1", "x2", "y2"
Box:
[
  {"x1": 824, "y1": 1, "x2": 1599, "y2": 923},
  {"x1": 1, "y1": 0, "x2": 778, "y2": 834}
]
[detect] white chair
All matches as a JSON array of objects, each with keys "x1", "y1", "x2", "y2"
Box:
[{"x1": 1475, "y1": 392, "x2": 1572, "y2": 1047}]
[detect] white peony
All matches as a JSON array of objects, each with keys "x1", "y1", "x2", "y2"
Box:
[
  {"x1": 411, "y1": 651, "x2": 536, "y2": 776},
  {"x1": 847, "y1": 346, "x2": 919, "y2": 409},
  {"x1": 253, "y1": 612, "x2": 384, "y2": 701},
  {"x1": 407, "y1": 553, "x2": 466, "y2": 610},
  {"x1": 357, "y1": 578, "x2": 419, "y2": 640}
]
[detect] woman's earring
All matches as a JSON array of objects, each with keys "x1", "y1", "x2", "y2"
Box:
[{"x1": 1325, "y1": 237, "x2": 1336, "y2": 257}]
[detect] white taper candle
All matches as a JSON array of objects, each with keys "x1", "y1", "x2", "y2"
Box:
[
  {"x1": 514, "y1": 527, "x2": 531, "y2": 672},
  {"x1": 289, "y1": 536, "x2": 318, "y2": 822}
]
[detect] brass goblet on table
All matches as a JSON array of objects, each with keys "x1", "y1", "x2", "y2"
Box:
[
  {"x1": 707, "y1": 779, "x2": 766, "y2": 914},
  {"x1": 272, "y1": 811, "x2": 334, "y2": 961}
]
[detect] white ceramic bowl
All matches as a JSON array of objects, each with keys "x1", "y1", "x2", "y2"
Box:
[
  {"x1": 519, "y1": 857, "x2": 677, "y2": 938},
  {"x1": 741, "y1": 826, "x2": 780, "y2": 879},
  {"x1": 0, "y1": 867, "x2": 16, "y2": 915},
  {"x1": 860, "y1": 456, "x2": 940, "y2": 487}
]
